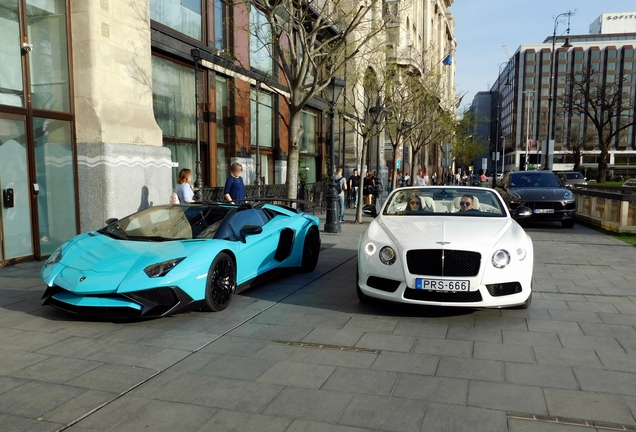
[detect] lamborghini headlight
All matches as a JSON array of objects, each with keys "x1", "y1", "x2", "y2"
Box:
[
  {"x1": 379, "y1": 246, "x2": 397, "y2": 265},
  {"x1": 45, "y1": 248, "x2": 63, "y2": 268},
  {"x1": 364, "y1": 242, "x2": 376, "y2": 257},
  {"x1": 144, "y1": 258, "x2": 185, "y2": 278},
  {"x1": 492, "y1": 249, "x2": 511, "y2": 269}
]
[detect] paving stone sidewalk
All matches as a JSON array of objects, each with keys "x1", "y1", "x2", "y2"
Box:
[{"x1": 1, "y1": 215, "x2": 636, "y2": 432}]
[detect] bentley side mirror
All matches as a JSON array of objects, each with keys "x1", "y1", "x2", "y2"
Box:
[
  {"x1": 362, "y1": 204, "x2": 377, "y2": 218},
  {"x1": 513, "y1": 206, "x2": 533, "y2": 220}
]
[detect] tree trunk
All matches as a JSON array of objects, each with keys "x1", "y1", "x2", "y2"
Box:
[
  {"x1": 390, "y1": 145, "x2": 397, "y2": 190},
  {"x1": 597, "y1": 154, "x2": 609, "y2": 183},
  {"x1": 411, "y1": 146, "x2": 420, "y2": 182},
  {"x1": 355, "y1": 143, "x2": 369, "y2": 222},
  {"x1": 572, "y1": 148, "x2": 581, "y2": 172},
  {"x1": 286, "y1": 110, "x2": 303, "y2": 199}
]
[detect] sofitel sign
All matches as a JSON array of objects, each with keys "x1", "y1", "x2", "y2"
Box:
[{"x1": 606, "y1": 14, "x2": 636, "y2": 20}]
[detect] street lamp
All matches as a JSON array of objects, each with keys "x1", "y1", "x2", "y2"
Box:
[
  {"x1": 324, "y1": 76, "x2": 346, "y2": 234},
  {"x1": 368, "y1": 97, "x2": 389, "y2": 209},
  {"x1": 493, "y1": 61, "x2": 512, "y2": 188},
  {"x1": 546, "y1": 10, "x2": 576, "y2": 171},
  {"x1": 191, "y1": 49, "x2": 203, "y2": 198},
  {"x1": 523, "y1": 90, "x2": 535, "y2": 171}
]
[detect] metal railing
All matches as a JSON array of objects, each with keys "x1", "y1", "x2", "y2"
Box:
[
  {"x1": 572, "y1": 188, "x2": 636, "y2": 232},
  {"x1": 198, "y1": 182, "x2": 328, "y2": 214}
]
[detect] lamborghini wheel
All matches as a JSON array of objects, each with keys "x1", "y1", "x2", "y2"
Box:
[
  {"x1": 300, "y1": 226, "x2": 320, "y2": 273},
  {"x1": 203, "y1": 252, "x2": 236, "y2": 312}
]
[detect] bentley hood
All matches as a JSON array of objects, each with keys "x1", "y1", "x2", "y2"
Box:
[{"x1": 377, "y1": 216, "x2": 512, "y2": 251}]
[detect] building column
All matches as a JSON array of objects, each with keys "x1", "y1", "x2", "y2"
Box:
[{"x1": 71, "y1": 0, "x2": 170, "y2": 232}]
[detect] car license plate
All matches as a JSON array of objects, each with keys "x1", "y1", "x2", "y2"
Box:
[
  {"x1": 415, "y1": 279, "x2": 470, "y2": 292},
  {"x1": 534, "y1": 208, "x2": 554, "y2": 214}
]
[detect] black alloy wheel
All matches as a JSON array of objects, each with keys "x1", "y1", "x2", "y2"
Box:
[
  {"x1": 300, "y1": 227, "x2": 321, "y2": 273},
  {"x1": 203, "y1": 252, "x2": 236, "y2": 312}
]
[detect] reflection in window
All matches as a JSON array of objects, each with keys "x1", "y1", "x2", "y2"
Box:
[
  {"x1": 250, "y1": 88, "x2": 273, "y2": 149},
  {"x1": 0, "y1": 1, "x2": 24, "y2": 106},
  {"x1": 213, "y1": 0, "x2": 227, "y2": 50},
  {"x1": 151, "y1": 0, "x2": 202, "y2": 40},
  {"x1": 151, "y1": 56, "x2": 196, "y2": 186},
  {"x1": 216, "y1": 76, "x2": 229, "y2": 144},
  {"x1": 27, "y1": 0, "x2": 71, "y2": 112},
  {"x1": 33, "y1": 118, "x2": 77, "y2": 255},
  {"x1": 217, "y1": 147, "x2": 228, "y2": 186},
  {"x1": 250, "y1": 7, "x2": 272, "y2": 74},
  {"x1": 300, "y1": 110, "x2": 318, "y2": 183}
]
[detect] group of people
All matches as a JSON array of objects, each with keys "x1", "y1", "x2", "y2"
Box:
[{"x1": 174, "y1": 163, "x2": 246, "y2": 205}]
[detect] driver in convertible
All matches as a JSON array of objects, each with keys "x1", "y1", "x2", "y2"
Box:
[
  {"x1": 405, "y1": 195, "x2": 426, "y2": 214},
  {"x1": 459, "y1": 194, "x2": 478, "y2": 212}
]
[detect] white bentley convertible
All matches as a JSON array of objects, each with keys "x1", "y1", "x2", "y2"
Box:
[{"x1": 357, "y1": 187, "x2": 534, "y2": 309}]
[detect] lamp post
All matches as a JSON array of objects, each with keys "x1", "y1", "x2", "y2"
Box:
[
  {"x1": 191, "y1": 49, "x2": 203, "y2": 198},
  {"x1": 323, "y1": 77, "x2": 346, "y2": 234},
  {"x1": 368, "y1": 97, "x2": 388, "y2": 209},
  {"x1": 523, "y1": 90, "x2": 535, "y2": 171},
  {"x1": 546, "y1": 10, "x2": 575, "y2": 171}
]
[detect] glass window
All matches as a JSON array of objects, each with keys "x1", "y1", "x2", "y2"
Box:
[
  {"x1": 525, "y1": 65, "x2": 534, "y2": 73},
  {"x1": 150, "y1": 0, "x2": 202, "y2": 40},
  {"x1": 249, "y1": 7, "x2": 272, "y2": 74},
  {"x1": 213, "y1": 0, "x2": 227, "y2": 50},
  {"x1": 0, "y1": 118, "x2": 33, "y2": 259},
  {"x1": 250, "y1": 88, "x2": 273, "y2": 148},
  {"x1": 607, "y1": 62, "x2": 616, "y2": 70},
  {"x1": 33, "y1": 118, "x2": 77, "y2": 255},
  {"x1": 0, "y1": 1, "x2": 24, "y2": 107},
  {"x1": 300, "y1": 110, "x2": 317, "y2": 153},
  {"x1": 27, "y1": 0, "x2": 71, "y2": 112},
  {"x1": 151, "y1": 56, "x2": 196, "y2": 185},
  {"x1": 591, "y1": 51, "x2": 600, "y2": 59},
  {"x1": 526, "y1": 52, "x2": 535, "y2": 61},
  {"x1": 216, "y1": 147, "x2": 227, "y2": 186},
  {"x1": 216, "y1": 75, "x2": 229, "y2": 144},
  {"x1": 574, "y1": 51, "x2": 583, "y2": 60}
]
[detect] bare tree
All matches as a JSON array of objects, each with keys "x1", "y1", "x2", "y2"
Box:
[
  {"x1": 564, "y1": 66, "x2": 636, "y2": 182},
  {"x1": 565, "y1": 124, "x2": 595, "y2": 172},
  {"x1": 450, "y1": 111, "x2": 488, "y2": 172},
  {"x1": 245, "y1": 0, "x2": 389, "y2": 198},
  {"x1": 342, "y1": 62, "x2": 389, "y2": 223}
]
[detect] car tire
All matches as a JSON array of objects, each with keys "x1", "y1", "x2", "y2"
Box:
[
  {"x1": 202, "y1": 252, "x2": 236, "y2": 312},
  {"x1": 300, "y1": 226, "x2": 320, "y2": 273},
  {"x1": 561, "y1": 219, "x2": 575, "y2": 228},
  {"x1": 511, "y1": 292, "x2": 532, "y2": 310}
]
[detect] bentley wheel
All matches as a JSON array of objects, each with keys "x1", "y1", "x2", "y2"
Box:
[
  {"x1": 561, "y1": 219, "x2": 575, "y2": 228},
  {"x1": 300, "y1": 227, "x2": 320, "y2": 273},
  {"x1": 203, "y1": 252, "x2": 236, "y2": 312}
]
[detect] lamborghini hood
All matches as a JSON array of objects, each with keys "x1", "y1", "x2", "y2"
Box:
[{"x1": 47, "y1": 232, "x2": 207, "y2": 294}]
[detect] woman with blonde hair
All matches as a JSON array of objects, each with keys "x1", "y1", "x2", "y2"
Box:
[{"x1": 176, "y1": 168, "x2": 195, "y2": 203}]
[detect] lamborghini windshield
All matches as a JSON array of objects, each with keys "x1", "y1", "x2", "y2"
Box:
[
  {"x1": 383, "y1": 187, "x2": 506, "y2": 217},
  {"x1": 98, "y1": 205, "x2": 231, "y2": 241}
]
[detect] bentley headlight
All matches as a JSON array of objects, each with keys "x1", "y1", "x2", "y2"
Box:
[
  {"x1": 379, "y1": 246, "x2": 397, "y2": 265},
  {"x1": 45, "y1": 248, "x2": 63, "y2": 268},
  {"x1": 564, "y1": 190, "x2": 574, "y2": 200},
  {"x1": 492, "y1": 249, "x2": 511, "y2": 269},
  {"x1": 364, "y1": 242, "x2": 376, "y2": 257},
  {"x1": 515, "y1": 248, "x2": 527, "y2": 261},
  {"x1": 144, "y1": 258, "x2": 185, "y2": 278}
]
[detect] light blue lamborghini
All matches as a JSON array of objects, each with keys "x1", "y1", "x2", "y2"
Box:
[{"x1": 41, "y1": 201, "x2": 321, "y2": 318}]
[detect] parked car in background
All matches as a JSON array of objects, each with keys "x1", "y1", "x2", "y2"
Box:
[
  {"x1": 622, "y1": 178, "x2": 636, "y2": 189},
  {"x1": 497, "y1": 171, "x2": 576, "y2": 228},
  {"x1": 556, "y1": 172, "x2": 587, "y2": 188}
]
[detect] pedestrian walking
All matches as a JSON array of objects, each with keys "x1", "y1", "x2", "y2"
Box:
[
  {"x1": 224, "y1": 163, "x2": 246, "y2": 204},
  {"x1": 363, "y1": 170, "x2": 375, "y2": 205},
  {"x1": 348, "y1": 169, "x2": 360, "y2": 208},
  {"x1": 334, "y1": 166, "x2": 347, "y2": 222}
]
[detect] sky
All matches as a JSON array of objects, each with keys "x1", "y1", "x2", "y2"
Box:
[{"x1": 451, "y1": 0, "x2": 636, "y2": 110}]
